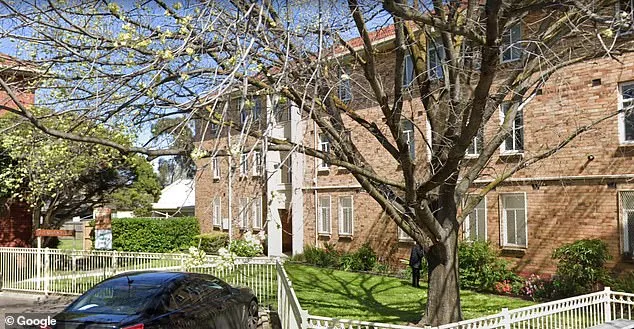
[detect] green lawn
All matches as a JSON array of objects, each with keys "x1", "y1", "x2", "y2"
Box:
[{"x1": 284, "y1": 263, "x2": 535, "y2": 324}]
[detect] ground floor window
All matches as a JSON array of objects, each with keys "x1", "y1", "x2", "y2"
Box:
[
  {"x1": 338, "y1": 196, "x2": 354, "y2": 236},
  {"x1": 464, "y1": 197, "x2": 487, "y2": 241},
  {"x1": 621, "y1": 191, "x2": 634, "y2": 253},
  {"x1": 318, "y1": 196, "x2": 331, "y2": 235},
  {"x1": 212, "y1": 197, "x2": 222, "y2": 227},
  {"x1": 500, "y1": 193, "x2": 527, "y2": 248}
]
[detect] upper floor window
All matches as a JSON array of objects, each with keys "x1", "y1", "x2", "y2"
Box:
[
  {"x1": 338, "y1": 69, "x2": 353, "y2": 104},
  {"x1": 500, "y1": 102, "x2": 524, "y2": 154},
  {"x1": 427, "y1": 38, "x2": 444, "y2": 80},
  {"x1": 619, "y1": 81, "x2": 634, "y2": 144},
  {"x1": 252, "y1": 151, "x2": 263, "y2": 176},
  {"x1": 398, "y1": 226, "x2": 413, "y2": 242},
  {"x1": 501, "y1": 25, "x2": 521, "y2": 63},
  {"x1": 338, "y1": 196, "x2": 354, "y2": 236},
  {"x1": 240, "y1": 153, "x2": 249, "y2": 176},
  {"x1": 500, "y1": 193, "x2": 527, "y2": 248},
  {"x1": 401, "y1": 119, "x2": 415, "y2": 160},
  {"x1": 275, "y1": 101, "x2": 291, "y2": 123},
  {"x1": 240, "y1": 107, "x2": 249, "y2": 125},
  {"x1": 402, "y1": 53, "x2": 415, "y2": 87},
  {"x1": 464, "y1": 197, "x2": 486, "y2": 241},
  {"x1": 318, "y1": 133, "x2": 330, "y2": 170},
  {"x1": 466, "y1": 129, "x2": 484, "y2": 157},
  {"x1": 212, "y1": 157, "x2": 221, "y2": 180}
]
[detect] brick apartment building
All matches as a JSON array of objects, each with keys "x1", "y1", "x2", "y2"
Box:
[
  {"x1": 0, "y1": 53, "x2": 38, "y2": 247},
  {"x1": 195, "y1": 21, "x2": 634, "y2": 275}
]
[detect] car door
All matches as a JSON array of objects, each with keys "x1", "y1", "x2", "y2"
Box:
[
  {"x1": 149, "y1": 279, "x2": 205, "y2": 329},
  {"x1": 199, "y1": 278, "x2": 242, "y2": 329}
]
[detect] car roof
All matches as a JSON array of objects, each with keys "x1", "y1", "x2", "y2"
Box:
[{"x1": 104, "y1": 271, "x2": 222, "y2": 286}]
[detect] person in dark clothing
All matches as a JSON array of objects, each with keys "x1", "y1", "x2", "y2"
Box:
[{"x1": 409, "y1": 242, "x2": 425, "y2": 288}]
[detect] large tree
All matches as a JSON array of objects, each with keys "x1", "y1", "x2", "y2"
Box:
[{"x1": 0, "y1": 0, "x2": 631, "y2": 324}]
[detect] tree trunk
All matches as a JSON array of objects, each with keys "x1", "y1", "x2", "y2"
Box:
[{"x1": 422, "y1": 228, "x2": 462, "y2": 325}]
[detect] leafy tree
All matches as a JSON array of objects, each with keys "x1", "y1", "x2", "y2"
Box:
[
  {"x1": 0, "y1": 0, "x2": 630, "y2": 324},
  {"x1": 108, "y1": 155, "x2": 162, "y2": 216},
  {"x1": 151, "y1": 118, "x2": 196, "y2": 186}
]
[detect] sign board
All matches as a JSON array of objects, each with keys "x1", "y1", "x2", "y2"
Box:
[
  {"x1": 35, "y1": 229, "x2": 74, "y2": 237},
  {"x1": 94, "y1": 229, "x2": 113, "y2": 250}
]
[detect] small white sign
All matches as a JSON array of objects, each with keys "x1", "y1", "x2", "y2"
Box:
[
  {"x1": 72, "y1": 216, "x2": 81, "y2": 223},
  {"x1": 95, "y1": 229, "x2": 112, "y2": 250}
]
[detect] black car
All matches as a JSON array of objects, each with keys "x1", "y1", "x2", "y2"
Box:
[{"x1": 51, "y1": 271, "x2": 259, "y2": 329}]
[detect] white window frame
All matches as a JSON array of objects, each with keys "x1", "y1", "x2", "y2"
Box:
[
  {"x1": 212, "y1": 157, "x2": 221, "y2": 180},
  {"x1": 500, "y1": 24, "x2": 522, "y2": 63},
  {"x1": 499, "y1": 102, "x2": 524, "y2": 154},
  {"x1": 618, "y1": 81, "x2": 634, "y2": 145},
  {"x1": 500, "y1": 192, "x2": 528, "y2": 248},
  {"x1": 252, "y1": 151, "x2": 263, "y2": 176},
  {"x1": 465, "y1": 129, "x2": 484, "y2": 158},
  {"x1": 402, "y1": 53, "x2": 415, "y2": 87},
  {"x1": 398, "y1": 227, "x2": 414, "y2": 242},
  {"x1": 464, "y1": 196, "x2": 487, "y2": 242},
  {"x1": 212, "y1": 197, "x2": 222, "y2": 227},
  {"x1": 620, "y1": 191, "x2": 634, "y2": 253},
  {"x1": 401, "y1": 120, "x2": 415, "y2": 160},
  {"x1": 318, "y1": 195, "x2": 331, "y2": 235},
  {"x1": 210, "y1": 122, "x2": 219, "y2": 136},
  {"x1": 239, "y1": 197, "x2": 249, "y2": 230},
  {"x1": 252, "y1": 197, "x2": 263, "y2": 230},
  {"x1": 318, "y1": 133, "x2": 330, "y2": 171},
  {"x1": 240, "y1": 107, "x2": 249, "y2": 125},
  {"x1": 427, "y1": 37, "x2": 444, "y2": 80},
  {"x1": 338, "y1": 196, "x2": 354, "y2": 237},
  {"x1": 240, "y1": 153, "x2": 249, "y2": 177}
]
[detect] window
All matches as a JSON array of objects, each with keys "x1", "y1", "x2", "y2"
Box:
[
  {"x1": 338, "y1": 196, "x2": 354, "y2": 236},
  {"x1": 240, "y1": 153, "x2": 249, "y2": 176},
  {"x1": 402, "y1": 54, "x2": 414, "y2": 87},
  {"x1": 252, "y1": 151, "x2": 263, "y2": 176},
  {"x1": 318, "y1": 133, "x2": 330, "y2": 170},
  {"x1": 401, "y1": 119, "x2": 415, "y2": 159},
  {"x1": 239, "y1": 198, "x2": 249, "y2": 229},
  {"x1": 427, "y1": 38, "x2": 444, "y2": 80},
  {"x1": 466, "y1": 129, "x2": 484, "y2": 157},
  {"x1": 252, "y1": 98, "x2": 262, "y2": 122},
  {"x1": 501, "y1": 25, "x2": 521, "y2": 63},
  {"x1": 619, "y1": 82, "x2": 634, "y2": 144},
  {"x1": 500, "y1": 102, "x2": 524, "y2": 153},
  {"x1": 501, "y1": 193, "x2": 527, "y2": 248},
  {"x1": 280, "y1": 152, "x2": 291, "y2": 184},
  {"x1": 621, "y1": 191, "x2": 634, "y2": 253},
  {"x1": 240, "y1": 107, "x2": 249, "y2": 125},
  {"x1": 398, "y1": 227, "x2": 413, "y2": 241},
  {"x1": 212, "y1": 157, "x2": 221, "y2": 180},
  {"x1": 464, "y1": 197, "x2": 487, "y2": 241},
  {"x1": 212, "y1": 197, "x2": 222, "y2": 227},
  {"x1": 210, "y1": 123, "x2": 219, "y2": 136},
  {"x1": 275, "y1": 102, "x2": 291, "y2": 123},
  {"x1": 252, "y1": 197, "x2": 263, "y2": 229},
  {"x1": 318, "y1": 196, "x2": 331, "y2": 235},
  {"x1": 338, "y1": 70, "x2": 353, "y2": 103}
]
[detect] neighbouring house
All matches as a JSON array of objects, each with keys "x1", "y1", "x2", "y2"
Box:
[
  {"x1": 110, "y1": 179, "x2": 195, "y2": 218},
  {"x1": 194, "y1": 20, "x2": 634, "y2": 275},
  {"x1": 0, "y1": 54, "x2": 38, "y2": 247}
]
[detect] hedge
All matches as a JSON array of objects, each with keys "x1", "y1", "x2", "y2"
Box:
[{"x1": 110, "y1": 217, "x2": 200, "y2": 253}]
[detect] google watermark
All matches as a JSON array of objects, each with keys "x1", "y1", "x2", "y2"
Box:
[{"x1": 4, "y1": 313, "x2": 56, "y2": 328}]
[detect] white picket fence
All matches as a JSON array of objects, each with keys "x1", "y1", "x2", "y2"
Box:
[{"x1": 2, "y1": 246, "x2": 634, "y2": 329}]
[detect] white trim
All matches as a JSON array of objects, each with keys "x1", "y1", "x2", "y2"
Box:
[
  {"x1": 425, "y1": 118, "x2": 432, "y2": 162},
  {"x1": 499, "y1": 192, "x2": 528, "y2": 248},
  {"x1": 338, "y1": 196, "x2": 354, "y2": 237},
  {"x1": 465, "y1": 130, "x2": 483, "y2": 158},
  {"x1": 618, "y1": 81, "x2": 634, "y2": 145},
  {"x1": 398, "y1": 226, "x2": 414, "y2": 242},
  {"x1": 464, "y1": 196, "x2": 487, "y2": 241},
  {"x1": 317, "y1": 195, "x2": 332, "y2": 235}
]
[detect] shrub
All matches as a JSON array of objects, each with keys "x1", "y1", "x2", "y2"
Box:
[
  {"x1": 340, "y1": 243, "x2": 377, "y2": 272},
  {"x1": 303, "y1": 243, "x2": 340, "y2": 268},
  {"x1": 193, "y1": 232, "x2": 229, "y2": 254},
  {"x1": 229, "y1": 231, "x2": 264, "y2": 257},
  {"x1": 613, "y1": 272, "x2": 634, "y2": 293},
  {"x1": 458, "y1": 240, "x2": 521, "y2": 292},
  {"x1": 552, "y1": 239, "x2": 611, "y2": 298},
  {"x1": 521, "y1": 274, "x2": 551, "y2": 301},
  {"x1": 109, "y1": 217, "x2": 199, "y2": 253}
]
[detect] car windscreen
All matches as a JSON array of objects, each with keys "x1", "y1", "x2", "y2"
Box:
[{"x1": 68, "y1": 281, "x2": 163, "y2": 315}]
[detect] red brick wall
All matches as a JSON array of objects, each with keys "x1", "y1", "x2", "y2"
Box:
[{"x1": 0, "y1": 200, "x2": 32, "y2": 247}]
